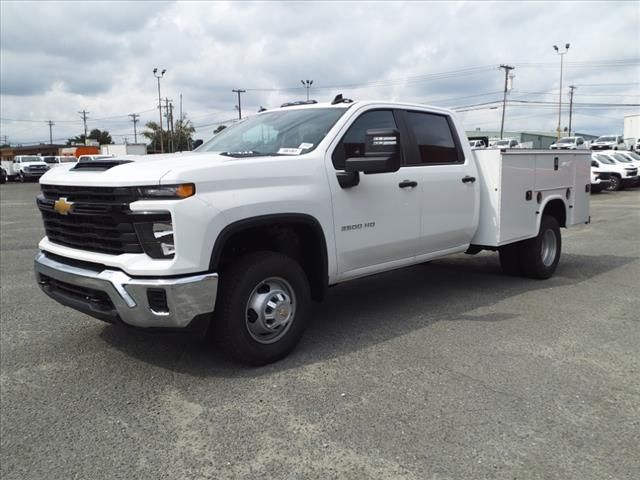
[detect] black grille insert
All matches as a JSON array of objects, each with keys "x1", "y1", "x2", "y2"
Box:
[
  {"x1": 39, "y1": 274, "x2": 114, "y2": 311},
  {"x1": 38, "y1": 185, "x2": 170, "y2": 255}
]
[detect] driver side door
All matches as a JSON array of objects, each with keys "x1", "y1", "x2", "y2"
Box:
[{"x1": 326, "y1": 108, "x2": 421, "y2": 279}]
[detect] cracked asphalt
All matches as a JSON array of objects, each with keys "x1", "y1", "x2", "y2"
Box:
[{"x1": 1, "y1": 182, "x2": 639, "y2": 480}]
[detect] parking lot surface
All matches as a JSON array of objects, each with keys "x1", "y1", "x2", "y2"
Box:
[{"x1": 1, "y1": 182, "x2": 639, "y2": 480}]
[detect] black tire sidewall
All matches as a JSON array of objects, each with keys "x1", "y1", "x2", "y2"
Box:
[
  {"x1": 522, "y1": 216, "x2": 561, "y2": 279},
  {"x1": 215, "y1": 251, "x2": 311, "y2": 365},
  {"x1": 607, "y1": 176, "x2": 620, "y2": 191}
]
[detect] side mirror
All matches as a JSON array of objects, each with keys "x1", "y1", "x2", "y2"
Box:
[
  {"x1": 591, "y1": 160, "x2": 598, "y2": 167},
  {"x1": 344, "y1": 128, "x2": 401, "y2": 174}
]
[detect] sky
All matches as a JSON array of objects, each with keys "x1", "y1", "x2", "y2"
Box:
[{"x1": 1, "y1": 0, "x2": 638, "y2": 145}]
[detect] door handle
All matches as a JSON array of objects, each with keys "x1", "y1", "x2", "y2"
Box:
[
  {"x1": 398, "y1": 180, "x2": 418, "y2": 188},
  {"x1": 461, "y1": 176, "x2": 476, "y2": 184}
]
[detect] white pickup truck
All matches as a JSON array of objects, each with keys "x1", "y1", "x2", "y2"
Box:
[
  {"x1": 1, "y1": 155, "x2": 50, "y2": 182},
  {"x1": 34, "y1": 98, "x2": 591, "y2": 364}
]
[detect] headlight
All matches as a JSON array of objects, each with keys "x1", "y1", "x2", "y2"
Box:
[
  {"x1": 137, "y1": 183, "x2": 195, "y2": 199},
  {"x1": 134, "y1": 221, "x2": 175, "y2": 259}
]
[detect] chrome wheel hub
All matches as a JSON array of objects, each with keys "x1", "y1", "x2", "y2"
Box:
[
  {"x1": 541, "y1": 229, "x2": 557, "y2": 267},
  {"x1": 245, "y1": 277, "x2": 296, "y2": 344}
]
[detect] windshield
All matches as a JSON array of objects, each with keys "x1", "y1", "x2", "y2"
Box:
[
  {"x1": 596, "y1": 136, "x2": 615, "y2": 142},
  {"x1": 612, "y1": 153, "x2": 631, "y2": 163},
  {"x1": 61, "y1": 157, "x2": 77, "y2": 163},
  {"x1": 495, "y1": 140, "x2": 510, "y2": 146},
  {"x1": 623, "y1": 151, "x2": 640, "y2": 161},
  {"x1": 558, "y1": 138, "x2": 575, "y2": 144},
  {"x1": 21, "y1": 156, "x2": 41, "y2": 163},
  {"x1": 43, "y1": 156, "x2": 57, "y2": 164},
  {"x1": 594, "y1": 154, "x2": 615, "y2": 165},
  {"x1": 198, "y1": 108, "x2": 347, "y2": 156}
]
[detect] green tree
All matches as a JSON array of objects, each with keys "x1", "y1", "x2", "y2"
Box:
[
  {"x1": 143, "y1": 116, "x2": 196, "y2": 153},
  {"x1": 66, "y1": 129, "x2": 112, "y2": 145}
]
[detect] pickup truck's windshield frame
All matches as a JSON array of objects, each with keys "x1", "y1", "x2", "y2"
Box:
[{"x1": 197, "y1": 108, "x2": 348, "y2": 157}]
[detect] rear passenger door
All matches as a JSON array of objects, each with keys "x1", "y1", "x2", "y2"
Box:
[{"x1": 400, "y1": 110, "x2": 479, "y2": 255}]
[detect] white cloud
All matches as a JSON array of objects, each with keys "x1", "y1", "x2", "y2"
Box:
[{"x1": 1, "y1": 0, "x2": 638, "y2": 144}]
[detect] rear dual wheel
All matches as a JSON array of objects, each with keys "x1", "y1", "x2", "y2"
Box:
[{"x1": 499, "y1": 216, "x2": 561, "y2": 280}]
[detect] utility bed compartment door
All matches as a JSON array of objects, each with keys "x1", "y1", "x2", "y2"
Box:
[
  {"x1": 535, "y1": 153, "x2": 575, "y2": 190},
  {"x1": 499, "y1": 154, "x2": 537, "y2": 243}
]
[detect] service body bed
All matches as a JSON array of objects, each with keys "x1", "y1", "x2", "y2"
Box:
[{"x1": 471, "y1": 150, "x2": 591, "y2": 247}]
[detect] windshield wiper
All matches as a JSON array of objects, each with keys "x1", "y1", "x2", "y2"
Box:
[{"x1": 220, "y1": 150, "x2": 282, "y2": 158}]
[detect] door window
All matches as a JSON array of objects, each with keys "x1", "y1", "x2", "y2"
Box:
[
  {"x1": 404, "y1": 111, "x2": 463, "y2": 164},
  {"x1": 332, "y1": 110, "x2": 397, "y2": 170}
]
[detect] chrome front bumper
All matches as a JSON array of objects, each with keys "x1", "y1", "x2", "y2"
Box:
[{"x1": 34, "y1": 252, "x2": 218, "y2": 328}]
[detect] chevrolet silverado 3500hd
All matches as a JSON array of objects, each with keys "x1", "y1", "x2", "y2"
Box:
[{"x1": 34, "y1": 99, "x2": 591, "y2": 364}]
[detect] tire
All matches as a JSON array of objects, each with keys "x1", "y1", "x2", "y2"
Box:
[
  {"x1": 606, "y1": 175, "x2": 621, "y2": 191},
  {"x1": 498, "y1": 243, "x2": 522, "y2": 276},
  {"x1": 18, "y1": 172, "x2": 25, "y2": 183},
  {"x1": 214, "y1": 251, "x2": 310, "y2": 365},
  {"x1": 520, "y1": 216, "x2": 561, "y2": 280}
]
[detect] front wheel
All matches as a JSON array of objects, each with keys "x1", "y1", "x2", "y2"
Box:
[
  {"x1": 214, "y1": 251, "x2": 310, "y2": 365},
  {"x1": 606, "y1": 175, "x2": 621, "y2": 191},
  {"x1": 520, "y1": 216, "x2": 562, "y2": 280},
  {"x1": 18, "y1": 172, "x2": 25, "y2": 183}
]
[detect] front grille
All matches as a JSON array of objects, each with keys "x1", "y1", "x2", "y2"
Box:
[
  {"x1": 39, "y1": 274, "x2": 114, "y2": 311},
  {"x1": 38, "y1": 185, "x2": 170, "y2": 255},
  {"x1": 597, "y1": 172, "x2": 611, "y2": 180}
]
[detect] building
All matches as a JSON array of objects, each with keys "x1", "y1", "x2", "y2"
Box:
[
  {"x1": 0, "y1": 144, "x2": 66, "y2": 162},
  {"x1": 465, "y1": 130, "x2": 598, "y2": 149}
]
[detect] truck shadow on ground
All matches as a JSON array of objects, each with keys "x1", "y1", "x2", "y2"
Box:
[{"x1": 99, "y1": 252, "x2": 636, "y2": 377}]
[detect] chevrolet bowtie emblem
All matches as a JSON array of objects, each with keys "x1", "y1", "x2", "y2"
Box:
[{"x1": 53, "y1": 197, "x2": 74, "y2": 215}]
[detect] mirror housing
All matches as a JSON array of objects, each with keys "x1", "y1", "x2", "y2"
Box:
[{"x1": 344, "y1": 128, "x2": 401, "y2": 174}]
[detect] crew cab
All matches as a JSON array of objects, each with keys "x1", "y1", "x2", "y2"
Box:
[
  {"x1": 0, "y1": 155, "x2": 49, "y2": 182},
  {"x1": 34, "y1": 99, "x2": 591, "y2": 365},
  {"x1": 590, "y1": 135, "x2": 626, "y2": 151},
  {"x1": 550, "y1": 136, "x2": 587, "y2": 150}
]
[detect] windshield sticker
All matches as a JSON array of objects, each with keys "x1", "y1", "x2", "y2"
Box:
[
  {"x1": 278, "y1": 148, "x2": 303, "y2": 155},
  {"x1": 299, "y1": 142, "x2": 314, "y2": 150}
]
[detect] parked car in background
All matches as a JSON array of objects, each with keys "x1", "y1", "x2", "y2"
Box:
[
  {"x1": 77, "y1": 154, "x2": 114, "y2": 163},
  {"x1": 590, "y1": 161, "x2": 612, "y2": 193},
  {"x1": 0, "y1": 166, "x2": 7, "y2": 184},
  {"x1": 42, "y1": 156, "x2": 79, "y2": 168},
  {"x1": 550, "y1": 136, "x2": 587, "y2": 150},
  {"x1": 491, "y1": 139, "x2": 520, "y2": 149},
  {"x1": 0, "y1": 155, "x2": 49, "y2": 182},
  {"x1": 591, "y1": 153, "x2": 638, "y2": 191},
  {"x1": 590, "y1": 135, "x2": 626, "y2": 151},
  {"x1": 469, "y1": 139, "x2": 486, "y2": 148}
]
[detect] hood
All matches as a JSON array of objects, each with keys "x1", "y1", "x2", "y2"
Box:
[
  {"x1": 38, "y1": 151, "x2": 291, "y2": 187},
  {"x1": 24, "y1": 161, "x2": 49, "y2": 167}
]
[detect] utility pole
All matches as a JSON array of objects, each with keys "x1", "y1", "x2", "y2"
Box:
[
  {"x1": 179, "y1": 93, "x2": 183, "y2": 122},
  {"x1": 498, "y1": 65, "x2": 515, "y2": 140},
  {"x1": 163, "y1": 97, "x2": 173, "y2": 152},
  {"x1": 128, "y1": 113, "x2": 140, "y2": 143},
  {"x1": 78, "y1": 110, "x2": 89, "y2": 144},
  {"x1": 568, "y1": 85, "x2": 576, "y2": 137},
  {"x1": 232, "y1": 89, "x2": 246, "y2": 120},
  {"x1": 301, "y1": 80, "x2": 313, "y2": 101},
  {"x1": 47, "y1": 120, "x2": 55, "y2": 145},
  {"x1": 169, "y1": 102, "x2": 175, "y2": 152}
]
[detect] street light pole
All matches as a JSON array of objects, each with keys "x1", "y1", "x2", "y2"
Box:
[
  {"x1": 301, "y1": 79, "x2": 313, "y2": 101},
  {"x1": 553, "y1": 43, "x2": 570, "y2": 140},
  {"x1": 153, "y1": 68, "x2": 166, "y2": 153}
]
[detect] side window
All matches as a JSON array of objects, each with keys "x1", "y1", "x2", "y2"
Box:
[
  {"x1": 332, "y1": 110, "x2": 397, "y2": 170},
  {"x1": 404, "y1": 111, "x2": 462, "y2": 164},
  {"x1": 578, "y1": 138, "x2": 584, "y2": 145}
]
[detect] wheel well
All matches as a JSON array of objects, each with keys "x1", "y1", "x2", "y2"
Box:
[
  {"x1": 542, "y1": 199, "x2": 567, "y2": 228},
  {"x1": 210, "y1": 215, "x2": 328, "y2": 301}
]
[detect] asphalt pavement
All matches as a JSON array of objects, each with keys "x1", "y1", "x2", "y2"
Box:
[{"x1": 1, "y1": 182, "x2": 639, "y2": 480}]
